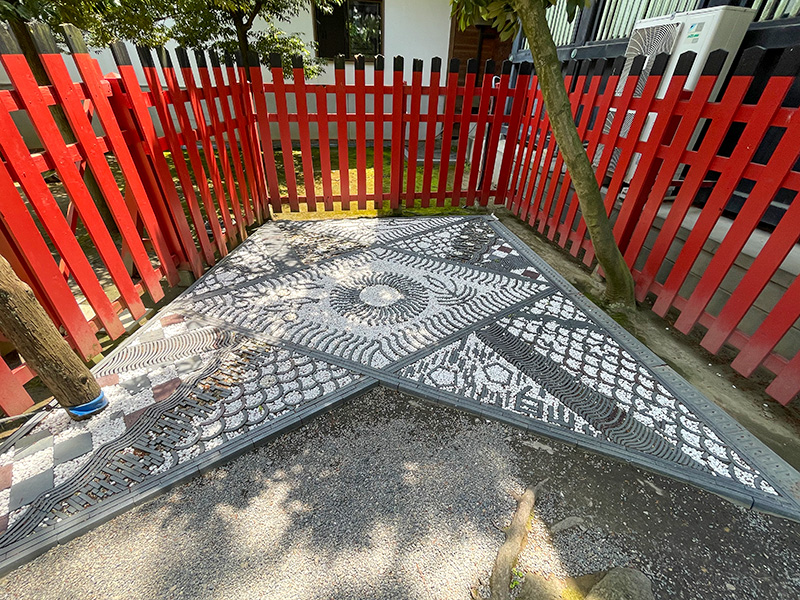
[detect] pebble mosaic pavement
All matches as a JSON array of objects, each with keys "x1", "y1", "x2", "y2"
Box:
[{"x1": 0, "y1": 215, "x2": 799, "y2": 573}]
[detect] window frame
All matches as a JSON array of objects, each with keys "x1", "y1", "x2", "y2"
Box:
[{"x1": 313, "y1": 0, "x2": 386, "y2": 61}]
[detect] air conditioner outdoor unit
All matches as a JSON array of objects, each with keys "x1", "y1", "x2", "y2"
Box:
[{"x1": 600, "y1": 5, "x2": 755, "y2": 183}]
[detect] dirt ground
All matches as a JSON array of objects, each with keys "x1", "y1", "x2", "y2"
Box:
[{"x1": 2, "y1": 389, "x2": 798, "y2": 600}]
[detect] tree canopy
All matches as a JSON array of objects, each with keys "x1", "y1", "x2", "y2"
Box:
[
  {"x1": 0, "y1": 0, "x2": 341, "y2": 76},
  {"x1": 450, "y1": 0, "x2": 589, "y2": 40}
]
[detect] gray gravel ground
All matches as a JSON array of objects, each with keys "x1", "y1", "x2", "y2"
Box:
[{"x1": 1, "y1": 387, "x2": 799, "y2": 600}]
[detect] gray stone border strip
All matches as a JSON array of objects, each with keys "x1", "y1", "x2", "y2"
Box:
[
  {"x1": 3, "y1": 214, "x2": 799, "y2": 577},
  {"x1": 0, "y1": 376, "x2": 379, "y2": 577},
  {"x1": 487, "y1": 215, "x2": 800, "y2": 514},
  {"x1": 378, "y1": 372, "x2": 763, "y2": 512}
]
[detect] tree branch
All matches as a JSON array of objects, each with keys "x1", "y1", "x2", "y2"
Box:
[{"x1": 246, "y1": 0, "x2": 265, "y2": 29}]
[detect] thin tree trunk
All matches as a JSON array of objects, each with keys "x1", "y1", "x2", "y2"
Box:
[
  {"x1": 7, "y1": 18, "x2": 119, "y2": 237},
  {"x1": 234, "y1": 22, "x2": 252, "y2": 72},
  {"x1": 0, "y1": 255, "x2": 102, "y2": 417},
  {"x1": 512, "y1": 0, "x2": 635, "y2": 310}
]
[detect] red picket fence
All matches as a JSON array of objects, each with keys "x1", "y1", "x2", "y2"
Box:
[
  {"x1": 503, "y1": 45, "x2": 800, "y2": 406},
  {"x1": 1, "y1": 22, "x2": 800, "y2": 414}
]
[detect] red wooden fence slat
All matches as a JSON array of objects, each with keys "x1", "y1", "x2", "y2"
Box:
[
  {"x1": 622, "y1": 52, "x2": 726, "y2": 272},
  {"x1": 612, "y1": 52, "x2": 696, "y2": 255},
  {"x1": 580, "y1": 59, "x2": 672, "y2": 265},
  {"x1": 195, "y1": 51, "x2": 248, "y2": 235},
  {"x1": 405, "y1": 60, "x2": 424, "y2": 208},
  {"x1": 64, "y1": 45, "x2": 179, "y2": 287},
  {"x1": 516, "y1": 81, "x2": 546, "y2": 222},
  {"x1": 210, "y1": 52, "x2": 253, "y2": 224},
  {"x1": 136, "y1": 47, "x2": 217, "y2": 267},
  {"x1": 530, "y1": 65, "x2": 577, "y2": 229},
  {"x1": 0, "y1": 159, "x2": 101, "y2": 358},
  {"x1": 731, "y1": 274, "x2": 800, "y2": 377},
  {"x1": 157, "y1": 48, "x2": 228, "y2": 258},
  {"x1": 354, "y1": 55, "x2": 368, "y2": 210},
  {"x1": 224, "y1": 55, "x2": 258, "y2": 224},
  {"x1": 175, "y1": 48, "x2": 236, "y2": 247},
  {"x1": 650, "y1": 53, "x2": 798, "y2": 318},
  {"x1": 111, "y1": 53, "x2": 204, "y2": 278},
  {"x1": 0, "y1": 45, "x2": 147, "y2": 324},
  {"x1": 507, "y1": 66, "x2": 538, "y2": 215},
  {"x1": 420, "y1": 58, "x2": 442, "y2": 208},
  {"x1": 248, "y1": 53, "x2": 283, "y2": 215},
  {"x1": 556, "y1": 58, "x2": 616, "y2": 245},
  {"x1": 334, "y1": 58, "x2": 351, "y2": 210},
  {"x1": 633, "y1": 48, "x2": 764, "y2": 302},
  {"x1": 480, "y1": 61, "x2": 512, "y2": 207},
  {"x1": 451, "y1": 59, "x2": 477, "y2": 208},
  {"x1": 540, "y1": 61, "x2": 583, "y2": 236},
  {"x1": 766, "y1": 352, "x2": 800, "y2": 406},
  {"x1": 292, "y1": 58, "x2": 318, "y2": 211},
  {"x1": 569, "y1": 55, "x2": 649, "y2": 257},
  {"x1": 548, "y1": 60, "x2": 600, "y2": 241},
  {"x1": 315, "y1": 86, "x2": 335, "y2": 210},
  {"x1": 466, "y1": 60, "x2": 495, "y2": 207},
  {"x1": 436, "y1": 59, "x2": 460, "y2": 208},
  {"x1": 35, "y1": 30, "x2": 168, "y2": 303},
  {"x1": 701, "y1": 188, "x2": 800, "y2": 356},
  {"x1": 0, "y1": 356, "x2": 34, "y2": 417},
  {"x1": 673, "y1": 91, "x2": 800, "y2": 335},
  {"x1": 227, "y1": 55, "x2": 263, "y2": 223},
  {"x1": 389, "y1": 57, "x2": 405, "y2": 210},
  {"x1": 373, "y1": 57, "x2": 386, "y2": 209},
  {"x1": 495, "y1": 62, "x2": 531, "y2": 208},
  {"x1": 237, "y1": 55, "x2": 268, "y2": 222},
  {"x1": 0, "y1": 128, "x2": 126, "y2": 342}
]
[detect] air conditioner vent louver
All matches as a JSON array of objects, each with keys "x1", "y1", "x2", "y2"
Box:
[{"x1": 618, "y1": 23, "x2": 682, "y2": 95}]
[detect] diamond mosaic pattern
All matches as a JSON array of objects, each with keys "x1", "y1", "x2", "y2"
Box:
[{"x1": 0, "y1": 215, "x2": 798, "y2": 573}]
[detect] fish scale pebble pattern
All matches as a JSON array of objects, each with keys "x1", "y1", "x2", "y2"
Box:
[{"x1": 0, "y1": 215, "x2": 798, "y2": 575}]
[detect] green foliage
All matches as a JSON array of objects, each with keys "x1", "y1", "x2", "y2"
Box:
[
  {"x1": 1, "y1": 0, "x2": 339, "y2": 78},
  {"x1": 450, "y1": 0, "x2": 590, "y2": 41}
]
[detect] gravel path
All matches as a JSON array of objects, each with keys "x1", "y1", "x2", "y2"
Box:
[{"x1": 1, "y1": 388, "x2": 798, "y2": 600}]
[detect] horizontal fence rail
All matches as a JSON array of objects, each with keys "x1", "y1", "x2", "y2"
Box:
[{"x1": 1, "y1": 22, "x2": 800, "y2": 413}]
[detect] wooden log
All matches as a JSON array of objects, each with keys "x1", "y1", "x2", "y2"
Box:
[{"x1": 0, "y1": 254, "x2": 103, "y2": 419}]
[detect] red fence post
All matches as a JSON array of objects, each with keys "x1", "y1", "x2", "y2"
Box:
[
  {"x1": 405, "y1": 59, "x2": 424, "y2": 208},
  {"x1": 248, "y1": 51, "x2": 283, "y2": 216},
  {"x1": 156, "y1": 47, "x2": 228, "y2": 258},
  {"x1": 373, "y1": 56, "x2": 386, "y2": 209},
  {"x1": 451, "y1": 58, "x2": 477, "y2": 208},
  {"x1": 111, "y1": 42, "x2": 205, "y2": 277},
  {"x1": 225, "y1": 52, "x2": 260, "y2": 224},
  {"x1": 436, "y1": 58, "x2": 459, "y2": 208},
  {"x1": 420, "y1": 57, "x2": 442, "y2": 208},
  {"x1": 354, "y1": 54, "x2": 368, "y2": 210},
  {"x1": 293, "y1": 55, "x2": 318, "y2": 211},
  {"x1": 334, "y1": 56, "x2": 351, "y2": 209},
  {"x1": 175, "y1": 47, "x2": 237, "y2": 247},
  {"x1": 390, "y1": 56, "x2": 405, "y2": 210},
  {"x1": 466, "y1": 60, "x2": 495, "y2": 207}
]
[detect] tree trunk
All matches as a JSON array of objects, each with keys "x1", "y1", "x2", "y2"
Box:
[
  {"x1": 234, "y1": 22, "x2": 252, "y2": 72},
  {"x1": 0, "y1": 254, "x2": 103, "y2": 417},
  {"x1": 7, "y1": 18, "x2": 119, "y2": 237},
  {"x1": 511, "y1": 0, "x2": 635, "y2": 311}
]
